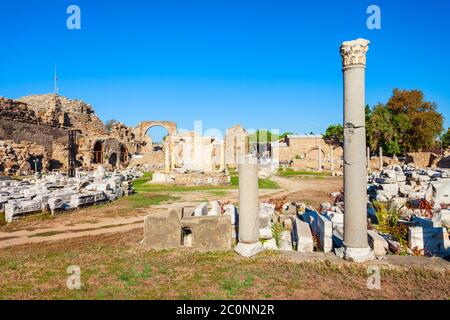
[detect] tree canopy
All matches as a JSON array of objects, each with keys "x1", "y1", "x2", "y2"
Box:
[
  {"x1": 326, "y1": 89, "x2": 443, "y2": 156},
  {"x1": 323, "y1": 124, "x2": 343, "y2": 146}
]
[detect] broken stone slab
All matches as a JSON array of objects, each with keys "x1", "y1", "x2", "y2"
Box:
[
  {"x1": 282, "y1": 202, "x2": 298, "y2": 215},
  {"x1": 305, "y1": 211, "x2": 333, "y2": 253},
  {"x1": 433, "y1": 209, "x2": 450, "y2": 229},
  {"x1": 4, "y1": 199, "x2": 46, "y2": 223},
  {"x1": 380, "y1": 183, "x2": 399, "y2": 195},
  {"x1": 409, "y1": 226, "x2": 450, "y2": 256},
  {"x1": 279, "y1": 230, "x2": 293, "y2": 251},
  {"x1": 292, "y1": 218, "x2": 313, "y2": 253},
  {"x1": 258, "y1": 211, "x2": 272, "y2": 229},
  {"x1": 259, "y1": 227, "x2": 272, "y2": 240},
  {"x1": 223, "y1": 204, "x2": 237, "y2": 225},
  {"x1": 181, "y1": 215, "x2": 232, "y2": 251},
  {"x1": 262, "y1": 238, "x2": 278, "y2": 250},
  {"x1": 70, "y1": 193, "x2": 96, "y2": 208},
  {"x1": 319, "y1": 202, "x2": 332, "y2": 214},
  {"x1": 207, "y1": 201, "x2": 221, "y2": 216},
  {"x1": 412, "y1": 215, "x2": 434, "y2": 228},
  {"x1": 142, "y1": 209, "x2": 182, "y2": 250},
  {"x1": 47, "y1": 197, "x2": 66, "y2": 215},
  {"x1": 194, "y1": 202, "x2": 208, "y2": 216},
  {"x1": 259, "y1": 203, "x2": 275, "y2": 216},
  {"x1": 368, "y1": 230, "x2": 388, "y2": 256}
]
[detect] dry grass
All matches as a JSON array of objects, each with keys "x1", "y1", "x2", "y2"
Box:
[{"x1": 0, "y1": 229, "x2": 448, "y2": 300}]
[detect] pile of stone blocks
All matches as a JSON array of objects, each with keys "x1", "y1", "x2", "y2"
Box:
[
  {"x1": 1, "y1": 166, "x2": 139, "y2": 223},
  {"x1": 366, "y1": 164, "x2": 450, "y2": 256}
]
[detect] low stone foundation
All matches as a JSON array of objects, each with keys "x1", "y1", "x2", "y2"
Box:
[{"x1": 150, "y1": 170, "x2": 230, "y2": 185}]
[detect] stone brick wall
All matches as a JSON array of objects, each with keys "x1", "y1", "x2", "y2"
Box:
[
  {"x1": 406, "y1": 152, "x2": 438, "y2": 168},
  {"x1": 272, "y1": 135, "x2": 343, "y2": 165},
  {"x1": 0, "y1": 119, "x2": 67, "y2": 153}
]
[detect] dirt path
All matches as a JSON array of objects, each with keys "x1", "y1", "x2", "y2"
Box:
[{"x1": 0, "y1": 175, "x2": 342, "y2": 249}]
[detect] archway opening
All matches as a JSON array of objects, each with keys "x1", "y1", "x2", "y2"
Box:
[
  {"x1": 109, "y1": 153, "x2": 118, "y2": 168},
  {"x1": 120, "y1": 145, "x2": 128, "y2": 163},
  {"x1": 93, "y1": 141, "x2": 104, "y2": 164},
  {"x1": 146, "y1": 125, "x2": 170, "y2": 151},
  {"x1": 28, "y1": 155, "x2": 43, "y2": 173}
]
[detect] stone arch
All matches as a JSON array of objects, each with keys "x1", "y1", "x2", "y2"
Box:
[
  {"x1": 92, "y1": 140, "x2": 104, "y2": 164},
  {"x1": 120, "y1": 144, "x2": 129, "y2": 163},
  {"x1": 109, "y1": 153, "x2": 118, "y2": 168},
  {"x1": 305, "y1": 146, "x2": 325, "y2": 161},
  {"x1": 134, "y1": 121, "x2": 177, "y2": 143}
]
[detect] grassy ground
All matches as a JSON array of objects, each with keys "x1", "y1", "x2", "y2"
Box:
[
  {"x1": 0, "y1": 229, "x2": 448, "y2": 300},
  {"x1": 134, "y1": 171, "x2": 280, "y2": 192},
  {"x1": 277, "y1": 168, "x2": 330, "y2": 178}
]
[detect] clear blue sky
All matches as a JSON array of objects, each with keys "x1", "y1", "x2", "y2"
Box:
[{"x1": 1, "y1": 0, "x2": 449, "y2": 141}]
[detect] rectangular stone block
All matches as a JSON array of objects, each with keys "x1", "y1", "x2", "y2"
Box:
[
  {"x1": 368, "y1": 230, "x2": 388, "y2": 256},
  {"x1": 292, "y1": 218, "x2": 313, "y2": 253},
  {"x1": 4, "y1": 199, "x2": 46, "y2": 223},
  {"x1": 409, "y1": 226, "x2": 450, "y2": 256},
  {"x1": 306, "y1": 211, "x2": 333, "y2": 253},
  {"x1": 194, "y1": 202, "x2": 208, "y2": 216},
  {"x1": 142, "y1": 209, "x2": 182, "y2": 250},
  {"x1": 181, "y1": 215, "x2": 232, "y2": 251}
]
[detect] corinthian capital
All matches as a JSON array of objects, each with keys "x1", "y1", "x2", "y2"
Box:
[{"x1": 340, "y1": 38, "x2": 370, "y2": 68}]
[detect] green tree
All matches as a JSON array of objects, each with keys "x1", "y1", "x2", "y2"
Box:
[
  {"x1": 105, "y1": 119, "x2": 118, "y2": 132},
  {"x1": 366, "y1": 89, "x2": 443, "y2": 155},
  {"x1": 323, "y1": 124, "x2": 343, "y2": 147},
  {"x1": 442, "y1": 128, "x2": 450, "y2": 149},
  {"x1": 386, "y1": 89, "x2": 443, "y2": 152}
]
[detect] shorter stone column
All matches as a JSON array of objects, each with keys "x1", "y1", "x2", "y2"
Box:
[
  {"x1": 367, "y1": 147, "x2": 371, "y2": 171},
  {"x1": 235, "y1": 155, "x2": 264, "y2": 257},
  {"x1": 170, "y1": 137, "x2": 175, "y2": 171},
  {"x1": 330, "y1": 146, "x2": 334, "y2": 173},
  {"x1": 318, "y1": 144, "x2": 322, "y2": 172},
  {"x1": 379, "y1": 146, "x2": 383, "y2": 171},
  {"x1": 164, "y1": 142, "x2": 170, "y2": 173},
  {"x1": 220, "y1": 140, "x2": 225, "y2": 171}
]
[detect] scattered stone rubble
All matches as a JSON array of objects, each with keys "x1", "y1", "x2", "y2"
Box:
[
  {"x1": 365, "y1": 164, "x2": 450, "y2": 257},
  {"x1": 0, "y1": 166, "x2": 140, "y2": 223}
]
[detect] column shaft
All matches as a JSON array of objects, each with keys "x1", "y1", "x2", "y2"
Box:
[{"x1": 343, "y1": 65, "x2": 369, "y2": 249}]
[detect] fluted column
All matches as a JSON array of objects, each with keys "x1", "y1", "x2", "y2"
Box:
[{"x1": 336, "y1": 38, "x2": 374, "y2": 262}]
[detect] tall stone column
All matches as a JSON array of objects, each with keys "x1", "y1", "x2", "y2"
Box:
[
  {"x1": 318, "y1": 144, "x2": 322, "y2": 172},
  {"x1": 164, "y1": 142, "x2": 170, "y2": 173},
  {"x1": 220, "y1": 140, "x2": 225, "y2": 171},
  {"x1": 330, "y1": 146, "x2": 334, "y2": 173},
  {"x1": 379, "y1": 146, "x2": 383, "y2": 171},
  {"x1": 336, "y1": 38, "x2": 374, "y2": 262},
  {"x1": 170, "y1": 137, "x2": 175, "y2": 171},
  {"x1": 235, "y1": 155, "x2": 264, "y2": 257}
]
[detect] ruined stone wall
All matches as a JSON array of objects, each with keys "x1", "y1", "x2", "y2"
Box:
[
  {"x1": 0, "y1": 140, "x2": 48, "y2": 175},
  {"x1": 225, "y1": 125, "x2": 248, "y2": 167},
  {"x1": 0, "y1": 118, "x2": 67, "y2": 153},
  {"x1": 272, "y1": 135, "x2": 343, "y2": 165},
  {"x1": 406, "y1": 152, "x2": 438, "y2": 168}
]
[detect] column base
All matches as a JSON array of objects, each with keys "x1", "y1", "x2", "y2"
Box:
[
  {"x1": 335, "y1": 246, "x2": 374, "y2": 263},
  {"x1": 234, "y1": 242, "x2": 265, "y2": 257}
]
